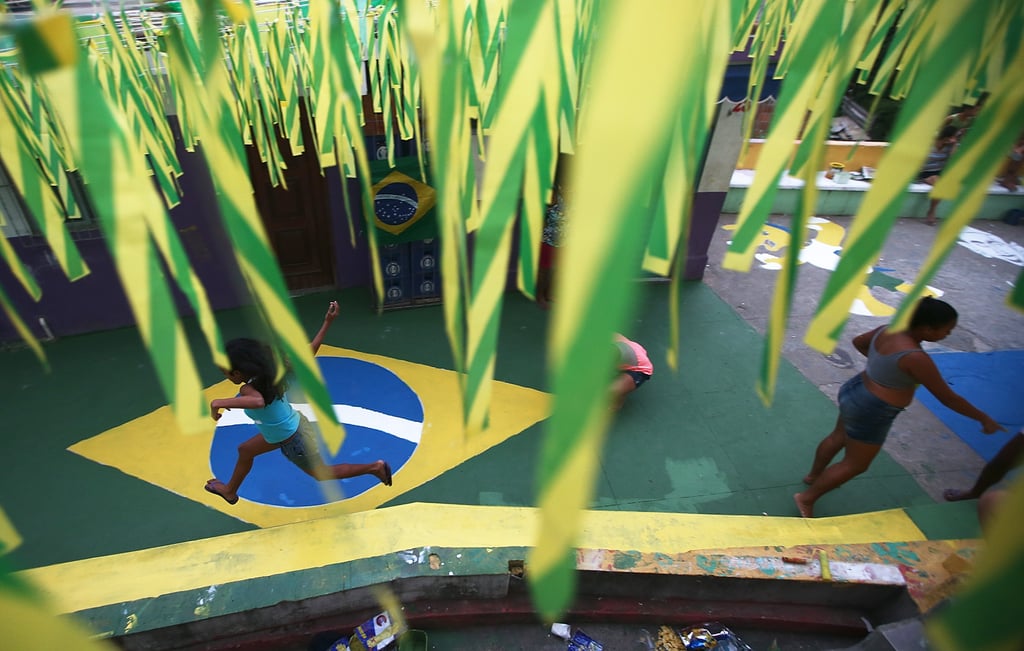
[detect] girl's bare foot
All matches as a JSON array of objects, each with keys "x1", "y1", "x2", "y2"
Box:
[
  {"x1": 943, "y1": 488, "x2": 978, "y2": 502},
  {"x1": 205, "y1": 479, "x2": 239, "y2": 505},
  {"x1": 793, "y1": 493, "x2": 814, "y2": 518},
  {"x1": 372, "y1": 460, "x2": 393, "y2": 486},
  {"x1": 802, "y1": 474, "x2": 817, "y2": 485}
]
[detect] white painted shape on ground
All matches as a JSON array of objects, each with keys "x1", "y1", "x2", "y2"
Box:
[
  {"x1": 217, "y1": 403, "x2": 423, "y2": 443},
  {"x1": 800, "y1": 239, "x2": 841, "y2": 271},
  {"x1": 754, "y1": 253, "x2": 782, "y2": 270},
  {"x1": 957, "y1": 226, "x2": 1024, "y2": 266},
  {"x1": 850, "y1": 299, "x2": 874, "y2": 316}
]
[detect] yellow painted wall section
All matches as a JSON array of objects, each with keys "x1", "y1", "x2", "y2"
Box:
[
  {"x1": 737, "y1": 139, "x2": 889, "y2": 172},
  {"x1": 20, "y1": 503, "x2": 925, "y2": 616}
]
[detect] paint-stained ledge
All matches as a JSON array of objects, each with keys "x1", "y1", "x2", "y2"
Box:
[{"x1": 16, "y1": 503, "x2": 979, "y2": 648}]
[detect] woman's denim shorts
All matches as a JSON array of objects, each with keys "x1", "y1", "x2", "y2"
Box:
[
  {"x1": 838, "y1": 373, "x2": 904, "y2": 445},
  {"x1": 278, "y1": 414, "x2": 324, "y2": 472},
  {"x1": 625, "y1": 370, "x2": 652, "y2": 388}
]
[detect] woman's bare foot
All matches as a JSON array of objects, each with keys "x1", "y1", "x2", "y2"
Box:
[
  {"x1": 205, "y1": 479, "x2": 239, "y2": 505},
  {"x1": 793, "y1": 492, "x2": 814, "y2": 518},
  {"x1": 802, "y1": 474, "x2": 817, "y2": 485},
  {"x1": 943, "y1": 488, "x2": 978, "y2": 502}
]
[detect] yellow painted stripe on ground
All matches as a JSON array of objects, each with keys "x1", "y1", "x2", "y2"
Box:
[{"x1": 20, "y1": 503, "x2": 925, "y2": 616}]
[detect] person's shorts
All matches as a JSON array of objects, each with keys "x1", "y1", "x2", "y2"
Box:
[
  {"x1": 624, "y1": 370, "x2": 651, "y2": 388},
  {"x1": 278, "y1": 414, "x2": 324, "y2": 472},
  {"x1": 838, "y1": 373, "x2": 903, "y2": 445},
  {"x1": 916, "y1": 169, "x2": 940, "y2": 182}
]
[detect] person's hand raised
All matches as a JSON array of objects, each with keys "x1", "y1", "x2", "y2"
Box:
[{"x1": 324, "y1": 300, "x2": 339, "y2": 323}]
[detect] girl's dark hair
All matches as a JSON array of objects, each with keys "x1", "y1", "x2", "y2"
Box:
[
  {"x1": 909, "y1": 296, "x2": 958, "y2": 329},
  {"x1": 225, "y1": 338, "x2": 287, "y2": 404}
]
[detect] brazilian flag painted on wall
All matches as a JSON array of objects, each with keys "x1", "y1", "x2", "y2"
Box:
[{"x1": 371, "y1": 160, "x2": 436, "y2": 238}]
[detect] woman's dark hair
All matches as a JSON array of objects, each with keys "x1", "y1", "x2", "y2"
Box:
[
  {"x1": 225, "y1": 338, "x2": 287, "y2": 404},
  {"x1": 909, "y1": 296, "x2": 958, "y2": 329},
  {"x1": 938, "y1": 125, "x2": 959, "y2": 140}
]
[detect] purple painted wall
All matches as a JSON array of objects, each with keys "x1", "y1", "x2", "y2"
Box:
[
  {"x1": 0, "y1": 117, "x2": 247, "y2": 341},
  {"x1": 685, "y1": 192, "x2": 727, "y2": 280},
  {"x1": 0, "y1": 160, "x2": 398, "y2": 346},
  {"x1": 326, "y1": 173, "x2": 372, "y2": 290},
  {"x1": 0, "y1": 233, "x2": 129, "y2": 339},
  {"x1": 1, "y1": 75, "x2": 750, "y2": 344},
  {"x1": 0, "y1": 119, "x2": 373, "y2": 342}
]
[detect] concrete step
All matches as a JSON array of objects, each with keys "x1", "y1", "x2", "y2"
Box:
[{"x1": 828, "y1": 617, "x2": 930, "y2": 651}]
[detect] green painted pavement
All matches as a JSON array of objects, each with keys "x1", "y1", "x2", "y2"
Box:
[{"x1": 0, "y1": 281, "x2": 973, "y2": 572}]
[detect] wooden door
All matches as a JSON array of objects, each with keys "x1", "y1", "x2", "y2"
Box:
[{"x1": 247, "y1": 113, "x2": 334, "y2": 292}]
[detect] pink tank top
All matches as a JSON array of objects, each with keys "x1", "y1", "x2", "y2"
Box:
[{"x1": 614, "y1": 334, "x2": 653, "y2": 375}]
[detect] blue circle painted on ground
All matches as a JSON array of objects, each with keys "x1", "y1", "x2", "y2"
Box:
[
  {"x1": 209, "y1": 357, "x2": 422, "y2": 507},
  {"x1": 374, "y1": 182, "x2": 419, "y2": 226}
]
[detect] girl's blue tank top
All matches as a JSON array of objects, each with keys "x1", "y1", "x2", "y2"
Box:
[{"x1": 243, "y1": 394, "x2": 300, "y2": 444}]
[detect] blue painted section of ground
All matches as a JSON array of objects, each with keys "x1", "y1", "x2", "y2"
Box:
[
  {"x1": 916, "y1": 350, "x2": 1024, "y2": 461},
  {"x1": 288, "y1": 357, "x2": 424, "y2": 421},
  {"x1": 210, "y1": 357, "x2": 422, "y2": 507}
]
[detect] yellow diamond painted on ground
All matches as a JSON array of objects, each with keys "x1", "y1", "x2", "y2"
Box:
[{"x1": 70, "y1": 345, "x2": 550, "y2": 528}]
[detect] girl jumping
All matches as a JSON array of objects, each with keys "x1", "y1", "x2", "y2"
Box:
[{"x1": 204, "y1": 302, "x2": 392, "y2": 505}]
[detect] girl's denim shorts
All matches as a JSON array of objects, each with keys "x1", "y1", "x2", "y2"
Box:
[
  {"x1": 838, "y1": 373, "x2": 904, "y2": 445},
  {"x1": 278, "y1": 414, "x2": 323, "y2": 472}
]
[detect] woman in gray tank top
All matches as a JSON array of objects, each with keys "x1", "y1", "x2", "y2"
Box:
[{"x1": 794, "y1": 297, "x2": 1004, "y2": 518}]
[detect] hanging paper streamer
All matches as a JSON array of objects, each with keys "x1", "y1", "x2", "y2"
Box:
[
  {"x1": 461, "y1": 0, "x2": 561, "y2": 436},
  {"x1": 29, "y1": 46, "x2": 210, "y2": 432},
  {"x1": 46, "y1": 13, "x2": 228, "y2": 377},
  {"x1": 735, "y1": 0, "x2": 791, "y2": 153},
  {"x1": 369, "y1": 1, "x2": 400, "y2": 167},
  {"x1": 724, "y1": 1, "x2": 840, "y2": 276},
  {"x1": 268, "y1": 9, "x2": 306, "y2": 157},
  {"x1": 514, "y1": 0, "x2": 584, "y2": 303},
  {"x1": 805, "y1": 0, "x2": 990, "y2": 353},
  {"x1": 161, "y1": 1, "x2": 339, "y2": 450},
  {"x1": 402, "y1": 0, "x2": 472, "y2": 383},
  {"x1": 0, "y1": 267, "x2": 45, "y2": 367},
  {"x1": 889, "y1": 12, "x2": 1024, "y2": 328},
  {"x1": 5, "y1": 0, "x2": 1024, "y2": 635},
  {"x1": 305, "y1": 0, "x2": 383, "y2": 306},
  {"x1": 528, "y1": 0, "x2": 736, "y2": 622},
  {"x1": 0, "y1": 64, "x2": 89, "y2": 283},
  {"x1": 746, "y1": 0, "x2": 884, "y2": 403},
  {"x1": 644, "y1": 2, "x2": 734, "y2": 371},
  {"x1": 235, "y1": 0, "x2": 288, "y2": 188},
  {"x1": 97, "y1": 11, "x2": 182, "y2": 207},
  {"x1": 12, "y1": 10, "x2": 78, "y2": 75}
]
